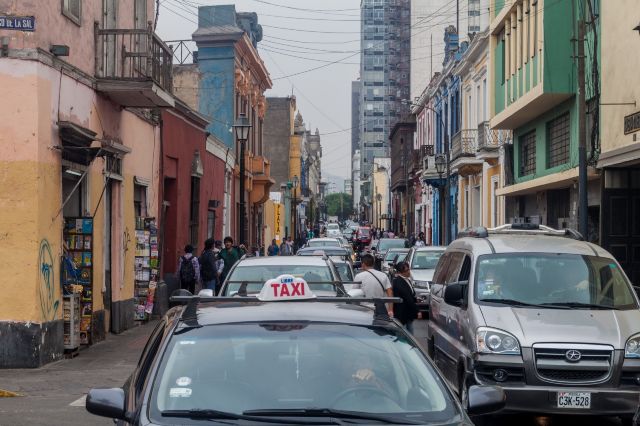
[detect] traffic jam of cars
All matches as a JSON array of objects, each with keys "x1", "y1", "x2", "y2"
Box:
[{"x1": 86, "y1": 221, "x2": 640, "y2": 425}]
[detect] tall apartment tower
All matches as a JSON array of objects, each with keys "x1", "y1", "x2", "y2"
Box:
[
  {"x1": 358, "y1": 0, "x2": 411, "y2": 181},
  {"x1": 351, "y1": 81, "x2": 361, "y2": 157}
]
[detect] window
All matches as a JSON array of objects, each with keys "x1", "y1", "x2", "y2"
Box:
[
  {"x1": 62, "y1": 0, "x2": 82, "y2": 25},
  {"x1": 519, "y1": 130, "x2": 536, "y2": 176},
  {"x1": 134, "y1": 183, "x2": 148, "y2": 218},
  {"x1": 189, "y1": 176, "x2": 201, "y2": 247},
  {"x1": 547, "y1": 113, "x2": 570, "y2": 168}
]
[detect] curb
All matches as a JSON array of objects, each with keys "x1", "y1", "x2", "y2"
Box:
[{"x1": 0, "y1": 389, "x2": 23, "y2": 397}]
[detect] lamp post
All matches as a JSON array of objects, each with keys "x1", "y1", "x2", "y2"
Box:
[
  {"x1": 376, "y1": 193, "x2": 382, "y2": 230},
  {"x1": 292, "y1": 174, "x2": 299, "y2": 242},
  {"x1": 233, "y1": 113, "x2": 251, "y2": 245}
]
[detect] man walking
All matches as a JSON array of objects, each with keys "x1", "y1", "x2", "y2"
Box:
[
  {"x1": 217, "y1": 236, "x2": 245, "y2": 288},
  {"x1": 279, "y1": 236, "x2": 294, "y2": 256},
  {"x1": 267, "y1": 239, "x2": 280, "y2": 256},
  {"x1": 177, "y1": 244, "x2": 200, "y2": 294},
  {"x1": 353, "y1": 254, "x2": 393, "y2": 316},
  {"x1": 199, "y1": 238, "x2": 217, "y2": 291}
]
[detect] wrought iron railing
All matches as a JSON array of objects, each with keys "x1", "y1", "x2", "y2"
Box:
[
  {"x1": 477, "y1": 121, "x2": 513, "y2": 150},
  {"x1": 95, "y1": 23, "x2": 173, "y2": 92},
  {"x1": 166, "y1": 39, "x2": 196, "y2": 65},
  {"x1": 451, "y1": 129, "x2": 477, "y2": 160}
]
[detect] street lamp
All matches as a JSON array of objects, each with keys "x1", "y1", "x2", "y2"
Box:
[
  {"x1": 292, "y1": 175, "x2": 299, "y2": 242},
  {"x1": 233, "y1": 113, "x2": 251, "y2": 246}
]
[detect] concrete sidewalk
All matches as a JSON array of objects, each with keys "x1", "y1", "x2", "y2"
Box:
[{"x1": 0, "y1": 320, "x2": 157, "y2": 426}]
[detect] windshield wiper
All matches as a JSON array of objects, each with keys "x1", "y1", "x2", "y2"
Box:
[
  {"x1": 244, "y1": 408, "x2": 420, "y2": 424},
  {"x1": 480, "y1": 299, "x2": 570, "y2": 309},
  {"x1": 162, "y1": 409, "x2": 327, "y2": 424},
  {"x1": 541, "y1": 302, "x2": 619, "y2": 310}
]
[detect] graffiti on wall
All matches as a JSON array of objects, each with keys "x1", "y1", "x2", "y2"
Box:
[{"x1": 38, "y1": 239, "x2": 59, "y2": 321}]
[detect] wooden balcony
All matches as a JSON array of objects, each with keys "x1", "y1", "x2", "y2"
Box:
[{"x1": 94, "y1": 24, "x2": 174, "y2": 108}]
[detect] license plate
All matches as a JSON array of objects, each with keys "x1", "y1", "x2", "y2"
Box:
[{"x1": 557, "y1": 392, "x2": 591, "y2": 409}]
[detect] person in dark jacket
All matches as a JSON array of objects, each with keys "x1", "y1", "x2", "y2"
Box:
[
  {"x1": 392, "y1": 261, "x2": 420, "y2": 334},
  {"x1": 199, "y1": 238, "x2": 217, "y2": 291}
]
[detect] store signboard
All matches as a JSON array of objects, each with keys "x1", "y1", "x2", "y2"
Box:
[
  {"x1": 0, "y1": 16, "x2": 35, "y2": 31},
  {"x1": 274, "y1": 203, "x2": 282, "y2": 243},
  {"x1": 624, "y1": 111, "x2": 640, "y2": 135}
]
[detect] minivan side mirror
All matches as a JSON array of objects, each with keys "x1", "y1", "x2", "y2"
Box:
[
  {"x1": 86, "y1": 388, "x2": 130, "y2": 421},
  {"x1": 467, "y1": 385, "x2": 506, "y2": 415},
  {"x1": 444, "y1": 281, "x2": 469, "y2": 307}
]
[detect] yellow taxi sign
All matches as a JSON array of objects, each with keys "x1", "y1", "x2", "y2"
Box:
[{"x1": 257, "y1": 274, "x2": 316, "y2": 301}]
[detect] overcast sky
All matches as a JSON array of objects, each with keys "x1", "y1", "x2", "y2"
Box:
[{"x1": 156, "y1": 0, "x2": 361, "y2": 189}]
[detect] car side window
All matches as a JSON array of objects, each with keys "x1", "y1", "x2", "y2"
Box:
[
  {"x1": 432, "y1": 253, "x2": 451, "y2": 284},
  {"x1": 135, "y1": 321, "x2": 165, "y2": 398},
  {"x1": 444, "y1": 252, "x2": 465, "y2": 284},
  {"x1": 458, "y1": 256, "x2": 472, "y2": 282}
]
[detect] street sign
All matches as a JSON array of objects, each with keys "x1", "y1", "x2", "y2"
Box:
[
  {"x1": 0, "y1": 16, "x2": 35, "y2": 31},
  {"x1": 624, "y1": 111, "x2": 640, "y2": 135}
]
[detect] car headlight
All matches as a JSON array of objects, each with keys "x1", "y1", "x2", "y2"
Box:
[
  {"x1": 476, "y1": 327, "x2": 521, "y2": 355},
  {"x1": 414, "y1": 280, "x2": 430, "y2": 290},
  {"x1": 625, "y1": 333, "x2": 640, "y2": 358}
]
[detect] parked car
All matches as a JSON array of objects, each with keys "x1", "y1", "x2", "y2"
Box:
[
  {"x1": 381, "y1": 248, "x2": 410, "y2": 275},
  {"x1": 86, "y1": 279, "x2": 505, "y2": 425},
  {"x1": 306, "y1": 237, "x2": 342, "y2": 248},
  {"x1": 406, "y1": 246, "x2": 446, "y2": 313},
  {"x1": 427, "y1": 223, "x2": 640, "y2": 424},
  {"x1": 354, "y1": 226, "x2": 372, "y2": 250}
]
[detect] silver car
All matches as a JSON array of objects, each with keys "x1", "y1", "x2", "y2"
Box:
[
  {"x1": 406, "y1": 246, "x2": 445, "y2": 312},
  {"x1": 427, "y1": 224, "x2": 640, "y2": 423},
  {"x1": 220, "y1": 256, "x2": 344, "y2": 297}
]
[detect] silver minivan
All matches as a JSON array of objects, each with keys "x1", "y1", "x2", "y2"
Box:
[{"x1": 427, "y1": 224, "x2": 640, "y2": 424}]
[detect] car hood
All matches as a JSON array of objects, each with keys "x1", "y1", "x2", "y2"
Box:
[
  {"x1": 411, "y1": 269, "x2": 435, "y2": 282},
  {"x1": 478, "y1": 305, "x2": 640, "y2": 348}
]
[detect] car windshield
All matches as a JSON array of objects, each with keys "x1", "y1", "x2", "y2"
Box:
[
  {"x1": 411, "y1": 251, "x2": 444, "y2": 270},
  {"x1": 378, "y1": 239, "x2": 407, "y2": 250},
  {"x1": 307, "y1": 240, "x2": 341, "y2": 247},
  {"x1": 385, "y1": 251, "x2": 408, "y2": 261},
  {"x1": 475, "y1": 254, "x2": 637, "y2": 310},
  {"x1": 150, "y1": 323, "x2": 457, "y2": 423},
  {"x1": 224, "y1": 265, "x2": 334, "y2": 295}
]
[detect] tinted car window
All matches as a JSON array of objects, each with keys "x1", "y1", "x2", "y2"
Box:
[
  {"x1": 475, "y1": 254, "x2": 637, "y2": 309},
  {"x1": 385, "y1": 251, "x2": 408, "y2": 261},
  {"x1": 150, "y1": 324, "x2": 457, "y2": 423},
  {"x1": 432, "y1": 253, "x2": 451, "y2": 284},
  {"x1": 444, "y1": 253, "x2": 465, "y2": 284}
]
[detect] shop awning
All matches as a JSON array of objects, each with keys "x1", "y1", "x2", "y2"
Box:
[
  {"x1": 597, "y1": 142, "x2": 640, "y2": 168},
  {"x1": 497, "y1": 167, "x2": 599, "y2": 197}
]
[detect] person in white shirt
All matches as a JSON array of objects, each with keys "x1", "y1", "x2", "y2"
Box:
[{"x1": 353, "y1": 254, "x2": 394, "y2": 316}]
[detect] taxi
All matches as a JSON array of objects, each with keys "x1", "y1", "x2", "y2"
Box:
[{"x1": 86, "y1": 276, "x2": 506, "y2": 425}]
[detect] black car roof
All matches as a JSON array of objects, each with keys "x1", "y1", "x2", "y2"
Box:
[{"x1": 174, "y1": 301, "x2": 382, "y2": 329}]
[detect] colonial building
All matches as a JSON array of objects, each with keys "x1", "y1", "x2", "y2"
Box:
[
  {"x1": 174, "y1": 5, "x2": 274, "y2": 249},
  {"x1": 0, "y1": 0, "x2": 171, "y2": 366},
  {"x1": 490, "y1": 0, "x2": 600, "y2": 231}
]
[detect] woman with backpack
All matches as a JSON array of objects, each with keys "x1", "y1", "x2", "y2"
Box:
[{"x1": 177, "y1": 244, "x2": 200, "y2": 294}]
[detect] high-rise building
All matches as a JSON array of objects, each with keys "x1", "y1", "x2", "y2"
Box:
[
  {"x1": 351, "y1": 81, "x2": 361, "y2": 157},
  {"x1": 358, "y1": 0, "x2": 411, "y2": 181}
]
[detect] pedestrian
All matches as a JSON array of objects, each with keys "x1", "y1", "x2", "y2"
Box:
[
  {"x1": 177, "y1": 244, "x2": 200, "y2": 294},
  {"x1": 267, "y1": 239, "x2": 280, "y2": 256},
  {"x1": 415, "y1": 232, "x2": 426, "y2": 247},
  {"x1": 218, "y1": 236, "x2": 246, "y2": 287},
  {"x1": 279, "y1": 236, "x2": 294, "y2": 256},
  {"x1": 392, "y1": 261, "x2": 420, "y2": 334},
  {"x1": 353, "y1": 254, "x2": 394, "y2": 316},
  {"x1": 388, "y1": 230, "x2": 395, "y2": 238},
  {"x1": 382, "y1": 230, "x2": 389, "y2": 238},
  {"x1": 198, "y1": 238, "x2": 217, "y2": 291}
]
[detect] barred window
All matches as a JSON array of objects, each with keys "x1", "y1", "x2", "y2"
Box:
[
  {"x1": 519, "y1": 131, "x2": 536, "y2": 176},
  {"x1": 547, "y1": 113, "x2": 570, "y2": 168}
]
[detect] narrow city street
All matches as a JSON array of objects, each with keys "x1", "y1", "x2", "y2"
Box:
[{"x1": 0, "y1": 321, "x2": 157, "y2": 426}]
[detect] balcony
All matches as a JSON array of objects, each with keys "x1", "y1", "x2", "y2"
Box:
[
  {"x1": 451, "y1": 129, "x2": 483, "y2": 176},
  {"x1": 95, "y1": 24, "x2": 174, "y2": 108},
  {"x1": 477, "y1": 121, "x2": 512, "y2": 162},
  {"x1": 249, "y1": 155, "x2": 275, "y2": 204}
]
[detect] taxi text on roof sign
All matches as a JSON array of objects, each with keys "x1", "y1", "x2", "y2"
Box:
[{"x1": 258, "y1": 275, "x2": 316, "y2": 301}]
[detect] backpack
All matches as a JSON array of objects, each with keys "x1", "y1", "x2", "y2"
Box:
[{"x1": 180, "y1": 256, "x2": 196, "y2": 283}]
